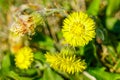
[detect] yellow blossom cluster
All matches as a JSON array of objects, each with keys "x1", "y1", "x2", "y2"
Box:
[
  {"x1": 45, "y1": 11, "x2": 96, "y2": 74},
  {"x1": 45, "y1": 49, "x2": 86, "y2": 74}
]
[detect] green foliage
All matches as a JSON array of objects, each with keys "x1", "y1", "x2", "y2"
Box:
[
  {"x1": 106, "y1": 0, "x2": 120, "y2": 33},
  {"x1": 34, "y1": 52, "x2": 46, "y2": 62},
  {"x1": 38, "y1": 36, "x2": 55, "y2": 52},
  {"x1": 106, "y1": 17, "x2": 120, "y2": 33},
  {"x1": 117, "y1": 42, "x2": 120, "y2": 54},
  {"x1": 1, "y1": 53, "x2": 11, "y2": 76},
  {"x1": 96, "y1": 28, "x2": 105, "y2": 41},
  {"x1": 42, "y1": 68, "x2": 64, "y2": 80},
  {"x1": 106, "y1": 0, "x2": 120, "y2": 16},
  {"x1": 88, "y1": 68, "x2": 120, "y2": 80},
  {"x1": 87, "y1": 0, "x2": 100, "y2": 15},
  {"x1": 0, "y1": 0, "x2": 120, "y2": 79}
]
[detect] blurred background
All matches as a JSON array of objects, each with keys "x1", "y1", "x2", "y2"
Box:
[{"x1": 0, "y1": 0, "x2": 120, "y2": 80}]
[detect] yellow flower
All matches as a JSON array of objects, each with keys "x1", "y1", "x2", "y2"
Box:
[
  {"x1": 45, "y1": 49, "x2": 86, "y2": 74},
  {"x1": 15, "y1": 47, "x2": 34, "y2": 69},
  {"x1": 62, "y1": 11, "x2": 96, "y2": 47}
]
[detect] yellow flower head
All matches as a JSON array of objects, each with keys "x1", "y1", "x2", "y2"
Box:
[
  {"x1": 62, "y1": 12, "x2": 96, "y2": 47},
  {"x1": 15, "y1": 47, "x2": 34, "y2": 69},
  {"x1": 45, "y1": 49, "x2": 86, "y2": 74}
]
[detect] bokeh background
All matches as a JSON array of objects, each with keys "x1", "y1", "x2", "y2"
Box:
[{"x1": 0, "y1": 0, "x2": 120, "y2": 80}]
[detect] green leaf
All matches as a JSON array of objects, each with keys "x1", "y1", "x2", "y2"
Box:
[
  {"x1": 1, "y1": 53, "x2": 11, "y2": 75},
  {"x1": 7, "y1": 71, "x2": 33, "y2": 80},
  {"x1": 31, "y1": 32, "x2": 55, "y2": 52},
  {"x1": 106, "y1": 17, "x2": 120, "y2": 33},
  {"x1": 39, "y1": 36, "x2": 55, "y2": 52},
  {"x1": 107, "y1": 46, "x2": 116, "y2": 57},
  {"x1": 19, "y1": 77, "x2": 33, "y2": 80},
  {"x1": 24, "y1": 69, "x2": 37, "y2": 76},
  {"x1": 7, "y1": 71, "x2": 20, "y2": 80},
  {"x1": 117, "y1": 42, "x2": 120, "y2": 54},
  {"x1": 34, "y1": 52, "x2": 46, "y2": 62},
  {"x1": 87, "y1": 0, "x2": 100, "y2": 15},
  {"x1": 96, "y1": 28, "x2": 105, "y2": 41},
  {"x1": 88, "y1": 67, "x2": 120, "y2": 80},
  {"x1": 43, "y1": 68, "x2": 64, "y2": 80},
  {"x1": 76, "y1": 46, "x2": 85, "y2": 56},
  {"x1": 106, "y1": 0, "x2": 120, "y2": 16},
  {"x1": 84, "y1": 43, "x2": 98, "y2": 66}
]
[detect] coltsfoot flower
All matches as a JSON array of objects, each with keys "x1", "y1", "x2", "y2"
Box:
[
  {"x1": 62, "y1": 11, "x2": 96, "y2": 47},
  {"x1": 15, "y1": 47, "x2": 34, "y2": 69},
  {"x1": 45, "y1": 49, "x2": 86, "y2": 74}
]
